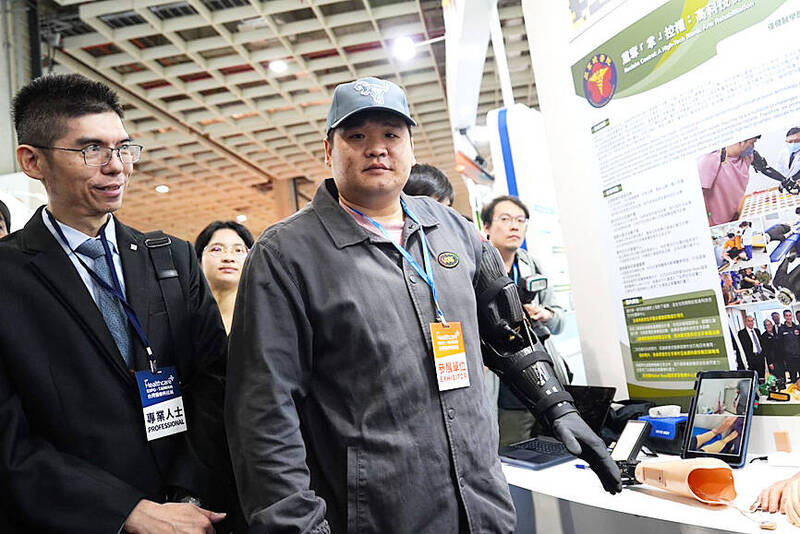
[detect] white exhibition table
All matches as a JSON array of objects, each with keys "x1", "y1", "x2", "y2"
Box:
[{"x1": 502, "y1": 456, "x2": 800, "y2": 533}]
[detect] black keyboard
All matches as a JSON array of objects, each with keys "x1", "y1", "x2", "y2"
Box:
[
  {"x1": 515, "y1": 438, "x2": 568, "y2": 455},
  {"x1": 499, "y1": 438, "x2": 574, "y2": 470}
]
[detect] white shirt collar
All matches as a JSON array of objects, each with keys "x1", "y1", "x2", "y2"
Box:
[{"x1": 42, "y1": 210, "x2": 120, "y2": 256}]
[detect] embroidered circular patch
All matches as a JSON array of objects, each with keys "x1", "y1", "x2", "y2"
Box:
[{"x1": 437, "y1": 252, "x2": 460, "y2": 268}]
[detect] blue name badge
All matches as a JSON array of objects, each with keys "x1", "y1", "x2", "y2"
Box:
[{"x1": 135, "y1": 366, "x2": 188, "y2": 441}]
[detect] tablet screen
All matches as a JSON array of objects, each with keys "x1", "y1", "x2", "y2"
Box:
[{"x1": 686, "y1": 375, "x2": 753, "y2": 458}]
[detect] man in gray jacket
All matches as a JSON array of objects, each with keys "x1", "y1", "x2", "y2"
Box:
[{"x1": 226, "y1": 77, "x2": 619, "y2": 533}]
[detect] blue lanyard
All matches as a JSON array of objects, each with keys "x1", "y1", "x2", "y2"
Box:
[
  {"x1": 347, "y1": 198, "x2": 447, "y2": 324},
  {"x1": 46, "y1": 210, "x2": 157, "y2": 371},
  {"x1": 511, "y1": 262, "x2": 519, "y2": 285}
]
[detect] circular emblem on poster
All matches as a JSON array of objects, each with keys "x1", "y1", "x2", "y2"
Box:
[{"x1": 583, "y1": 53, "x2": 618, "y2": 108}]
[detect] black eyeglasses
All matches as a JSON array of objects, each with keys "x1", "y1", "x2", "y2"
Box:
[{"x1": 32, "y1": 144, "x2": 144, "y2": 167}]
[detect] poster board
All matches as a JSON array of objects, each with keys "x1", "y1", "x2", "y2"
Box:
[{"x1": 526, "y1": 0, "x2": 800, "y2": 415}]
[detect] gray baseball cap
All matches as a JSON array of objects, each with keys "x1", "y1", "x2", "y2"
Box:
[{"x1": 326, "y1": 77, "x2": 416, "y2": 133}]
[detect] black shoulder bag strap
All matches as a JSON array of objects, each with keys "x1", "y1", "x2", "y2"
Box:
[{"x1": 143, "y1": 231, "x2": 191, "y2": 374}]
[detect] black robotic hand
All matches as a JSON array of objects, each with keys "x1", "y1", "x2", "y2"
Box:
[
  {"x1": 475, "y1": 242, "x2": 621, "y2": 494},
  {"x1": 752, "y1": 150, "x2": 769, "y2": 174},
  {"x1": 552, "y1": 412, "x2": 622, "y2": 494},
  {"x1": 780, "y1": 178, "x2": 800, "y2": 195},
  {"x1": 753, "y1": 150, "x2": 800, "y2": 194}
]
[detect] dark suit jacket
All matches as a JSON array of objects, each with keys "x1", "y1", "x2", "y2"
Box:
[
  {"x1": 737, "y1": 327, "x2": 763, "y2": 361},
  {"x1": 0, "y1": 208, "x2": 230, "y2": 533}
]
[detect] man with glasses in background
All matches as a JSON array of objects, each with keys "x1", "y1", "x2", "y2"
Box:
[
  {"x1": 482, "y1": 195, "x2": 569, "y2": 446},
  {"x1": 0, "y1": 74, "x2": 236, "y2": 533}
]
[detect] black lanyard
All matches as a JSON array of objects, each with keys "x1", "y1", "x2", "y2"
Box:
[{"x1": 46, "y1": 210, "x2": 158, "y2": 371}]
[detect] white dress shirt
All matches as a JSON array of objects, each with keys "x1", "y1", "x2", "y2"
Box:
[
  {"x1": 42, "y1": 210, "x2": 127, "y2": 302},
  {"x1": 747, "y1": 327, "x2": 761, "y2": 354}
]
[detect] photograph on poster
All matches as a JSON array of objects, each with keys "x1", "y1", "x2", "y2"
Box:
[
  {"x1": 762, "y1": 209, "x2": 800, "y2": 304},
  {"x1": 713, "y1": 219, "x2": 767, "y2": 272},
  {"x1": 727, "y1": 304, "x2": 800, "y2": 391},
  {"x1": 699, "y1": 126, "x2": 800, "y2": 228},
  {"x1": 718, "y1": 267, "x2": 774, "y2": 306}
]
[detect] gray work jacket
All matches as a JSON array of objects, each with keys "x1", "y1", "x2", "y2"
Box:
[{"x1": 226, "y1": 179, "x2": 515, "y2": 534}]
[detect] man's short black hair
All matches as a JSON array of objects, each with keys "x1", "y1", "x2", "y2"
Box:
[
  {"x1": 787, "y1": 127, "x2": 800, "y2": 137},
  {"x1": 12, "y1": 74, "x2": 124, "y2": 147},
  {"x1": 325, "y1": 109, "x2": 412, "y2": 147},
  {"x1": 404, "y1": 163, "x2": 454, "y2": 205},
  {"x1": 194, "y1": 220, "x2": 255, "y2": 259},
  {"x1": 481, "y1": 195, "x2": 530, "y2": 227}
]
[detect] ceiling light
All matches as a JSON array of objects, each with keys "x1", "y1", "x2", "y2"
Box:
[
  {"x1": 392, "y1": 36, "x2": 416, "y2": 61},
  {"x1": 155, "y1": 185, "x2": 170, "y2": 193},
  {"x1": 269, "y1": 60, "x2": 288, "y2": 74},
  {"x1": 236, "y1": 214, "x2": 248, "y2": 223}
]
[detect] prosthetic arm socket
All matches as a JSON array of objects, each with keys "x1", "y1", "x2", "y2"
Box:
[
  {"x1": 634, "y1": 458, "x2": 736, "y2": 504},
  {"x1": 476, "y1": 243, "x2": 576, "y2": 424}
]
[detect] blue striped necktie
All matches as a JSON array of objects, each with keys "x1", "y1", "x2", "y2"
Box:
[{"x1": 75, "y1": 238, "x2": 133, "y2": 367}]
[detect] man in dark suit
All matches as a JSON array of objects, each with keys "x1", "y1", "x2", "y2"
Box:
[
  {"x1": 780, "y1": 309, "x2": 800, "y2": 382},
  {"x1": 0, "y1": 74, "x2": 232, "y2": 532},
  {"x1": 738, "y1": 315, "x2": 766, "y2": 378}
]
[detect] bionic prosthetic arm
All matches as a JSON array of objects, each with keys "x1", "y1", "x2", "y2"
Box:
[
  {"x1": 476, "y1": 251, "x2": 574, "y2": 423},
  {"x1": 476, "y1": 243, "x2": 621, "y2": 493},
  {"x1": 753, "y1": 150, "x2": 800, "y2": 194}
]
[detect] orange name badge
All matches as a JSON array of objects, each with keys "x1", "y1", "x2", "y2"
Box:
[{"x1": 430, "y1": 321, "x2": 470, "y2": 391}]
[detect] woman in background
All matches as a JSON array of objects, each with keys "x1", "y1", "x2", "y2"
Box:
[{"x1": 195, "y1": 221, "x2": 254, "y2": 334}]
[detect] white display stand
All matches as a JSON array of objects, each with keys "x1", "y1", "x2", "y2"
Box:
[{"x1": 503, "y1": 456, "x2": 800, "y2": 533}]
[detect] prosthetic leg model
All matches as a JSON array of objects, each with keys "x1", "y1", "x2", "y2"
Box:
[{"x1": 475, "y1": 243, "x2": 622, "y2": 494}]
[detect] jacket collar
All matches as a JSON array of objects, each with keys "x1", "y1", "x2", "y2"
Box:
[
  {"x1": 21, "y1": 206, "x2": 150, "y2": 380},
  {"x1": 20, "y1": 207, "x2": 138, "y2": 381},
  {"x1": 313, "y1": 178, "x2": 439, "y2": 249},
  {"x1": 19, "y1": 205, "x2": 63, "y2": 253}
]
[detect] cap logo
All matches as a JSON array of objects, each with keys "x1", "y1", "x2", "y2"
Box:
[{"x1": 353, "y1": 79, "x2": 389, "y2": 105}]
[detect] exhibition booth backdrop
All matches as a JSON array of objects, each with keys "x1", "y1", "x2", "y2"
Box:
[{"x1": 522, "y1": 0, "x2": 800, "y2": 451}]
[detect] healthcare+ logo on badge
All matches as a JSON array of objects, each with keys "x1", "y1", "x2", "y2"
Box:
[{"x1": 583, "y1": 53, "x2": 618, "y2": 108}]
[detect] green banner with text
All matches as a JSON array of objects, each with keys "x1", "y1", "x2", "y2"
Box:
[
  {"x1": 571, "y1": 0, "x2": 786, "y2": 106},
  {"x1": 624, "y1": 290, "x2": 728, "y2": 382}
]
